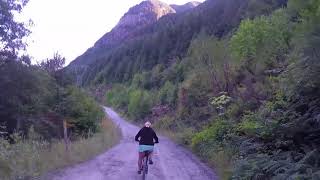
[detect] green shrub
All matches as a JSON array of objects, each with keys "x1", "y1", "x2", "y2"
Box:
[
  {"x1": 105, "y1": 84, "x2": 129, "y2": 108},
  {"x1": 226, "y1": 102, "x2": 242, "y2": 119},
  {"x1": 128, "y1": 89, "x2": 153, "y2": 119},
  {"x1": 131, "y1": 72, "x2": 150, "y2": 89},
  {"x1": 154, "y1": 115, "x2": 176, "y2": 130},
  {"x1": 235, "y1": 111, "x2": 276, "y2": 139},
  {"x1": 236, "y1": 112, "x2": 262, "y2": 137},
  {"x1": 190, "y1": 118, "x2": 234, "y2": 180},
  {"x1": 158, "y1": 81, "x2": 178, "y2": 105},
  {"x1": 191, "y1": 119, "x2": 229, "y2": 153},
  {"x1": 237, "y1": 120, "x2": 261, "y2": 137},
  {"x1": 259, "y1": 90, "x2": 287, "y2": 120},
  {"x1": 230, "y1": 10, "x2": 290, "y2": 70},
  {"x1": 59, "y1": 86, "x2": 104, "y2": 135}
]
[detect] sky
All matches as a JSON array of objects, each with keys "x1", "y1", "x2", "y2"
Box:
[{"x1": 20, "y1": 0, "x2": 205, "y2": 65}]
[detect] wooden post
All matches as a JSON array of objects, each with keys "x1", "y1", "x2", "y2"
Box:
[{"x1": 63, "y1": 120, "x2": 69, "y2": 152}]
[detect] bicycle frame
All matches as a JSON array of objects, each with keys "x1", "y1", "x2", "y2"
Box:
[{"x1": 142, "y1": 151, "x2": 151, "y2": 180}]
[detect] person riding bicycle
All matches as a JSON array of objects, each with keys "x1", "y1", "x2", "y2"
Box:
[{"x1": 135, "y1": 121, "x2": 159, "y2": 174}]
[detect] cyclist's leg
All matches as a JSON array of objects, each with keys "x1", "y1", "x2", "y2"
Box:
[
  {"x1": 148, "y1": 152, "x2": 153, "y2": 164},
  {"x1": 148, "y1": 147, "x2": 154, "y2": 164},
  {"x1": 138, "y1": 152, "x2": 144, "y2": 170}
]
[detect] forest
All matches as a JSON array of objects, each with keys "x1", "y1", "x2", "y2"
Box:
[
  {"x1": 75, "y1": 0, "x2": 320, "y2": 179},
  {"x1": 0, "y1": 1, "x2": 118, "y2": 179},
  {"x1": 1, "y1": 0, "x2": 320, "y2": 179}
]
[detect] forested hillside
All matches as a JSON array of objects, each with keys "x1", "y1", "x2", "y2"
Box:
[
  {"x1": 0, "y1": 1, "x2": 118, "y2": 179},
  {"x1": 66, "y1": 0, "x2": 286, "y2": 86},
  {"x1": 68, "y1": 0, "x2": 320, "y2": 179}
]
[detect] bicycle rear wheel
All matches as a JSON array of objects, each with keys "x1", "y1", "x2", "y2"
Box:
[{"x1": 142, "y1": 156, "x2": 148, "y2": 180}]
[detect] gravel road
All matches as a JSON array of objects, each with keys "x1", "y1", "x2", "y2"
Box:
[{"x1": 49, "y1": 107, "x2": 218, "y2": 180}]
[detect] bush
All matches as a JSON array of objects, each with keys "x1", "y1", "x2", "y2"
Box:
[
  {"x1": 191, "y1": 119, "x2": 229, "y2": 154},
  {"x1": 158, "y1": 81, "x2": 178, "y2": 105},
  {"x1": 190, "y1": 118, "x2": 234, "y2": 180},
  {"x1": 0, "y1": 118, "x2": 119, "y2": 180},
  {"x1": 154, "y1": 115, "x2": 176, "y2": 130},
  {"x1": 236, "y1": 112, "x2": 263, "y2": 137},
  {"x1": 128, "y1": 89, "x2": 153, "y2": 120},
  {"x1": 226, "y1": 102, "x2": 243, "y2": 119},
  {"x1": 230, "y1": 10, "x2": 290, "y2": 71},
  {"x1": 59, "y1": 86, "x2": 104, "y2": 135},
  {"x1": 105, "y1": 84, "x2": 129, "y2": 108}
]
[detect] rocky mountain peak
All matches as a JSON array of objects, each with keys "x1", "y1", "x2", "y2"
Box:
[
  {"x1": 171, "y1": 1, "x2": 201, "y2": 13},
  {"x1": 118, "y1": 0, "x2": 175, "y2": 26},
  {"x1": 94, "y1": 0, "x2": 201, "y2": 48},
  {"x1": 95, "y1": 0, "x2": 176, "y2": 48}
]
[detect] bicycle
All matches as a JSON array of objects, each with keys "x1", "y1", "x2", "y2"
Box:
[{"x1": 141, "y1": 150, "x2": 152, "y2": 180}]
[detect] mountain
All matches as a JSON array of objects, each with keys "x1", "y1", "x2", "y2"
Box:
[
  {"x1": 94, "y1": 0, "x2": 201, "y2": 49},
  {"x1": 66, "y1": 0, "x2": 201, "y2": 84},
  {"x1": 66, "y1": 0, "x2": 285, "y2": 85},
  {"x1": 171, "y1": 1, "x2": 201, "y2": 13},
  {"x1": 95, "y1": 0, "x2": 176, "y2": 48}
]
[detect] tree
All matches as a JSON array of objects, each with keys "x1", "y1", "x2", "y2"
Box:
[
  {"x1": 0, "y1": 61, "x2": 56, "y2": 134},
  {"x1": 158, "y1": 81, "x2": 177, "y2": 105},
  {"x1": 39, "y1": 52, "x2": 66, "y2": 74},
  {"x1": 186, "y1": 34, "x2": 233, "y2": 93},
  {"x1": 57, "y1": 86, "x2": 104, "y2": 135},
  {"x1": 0, "y1": 0, "x2": 31, "y2": 60},
  {"x1": 128, "y1": 90, "x2": 152, "y2": 119},
  {"x1": 230, "y1": 10, "x2": 291, "y2": 70},
  {"x1": 286, "y1": 0, "x2": 320, "y2": 95}
]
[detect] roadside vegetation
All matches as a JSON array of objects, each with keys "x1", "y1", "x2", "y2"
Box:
[
  {"x1": 0, "y1": 1, "x2": 119, "y2": 179},
  {"x1": 102, "y1": 0, "x2": 320, "y2": 179},
  {"x1": 2, "y1": 0, "x2": 320, "y2": 179},
  {"x1": 0, "y1": 118, "x2": 119, "y2": 180}
]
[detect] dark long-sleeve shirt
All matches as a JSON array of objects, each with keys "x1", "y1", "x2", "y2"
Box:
[{"x1": 135, "y1": 127, "x2": 159, "y2": 145}]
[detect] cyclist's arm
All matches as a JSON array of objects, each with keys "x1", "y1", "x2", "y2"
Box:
[
  {"x1": 135, "y1": 130, "x2": 141, "y2": 142},
  {"x1": 153, "y1": 131, "x2": 159, "y2": 143}
]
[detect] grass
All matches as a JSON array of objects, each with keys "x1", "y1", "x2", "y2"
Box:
[
  {"x1": 206, "y1": 150, "x2": 234, "y2": 180},
  {"x1": 0, "y1": 117, "x2": 120, "y2": 180}
]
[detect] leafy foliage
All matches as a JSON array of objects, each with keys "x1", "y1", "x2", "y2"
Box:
[
  {"x1": 0, "y1": 60, "x2": 104, "y2": 138},
  {"x1": 236, "y1": 112, "x2": 263, "y2": 137},
  {"x1": 67, "y1": 0, "x2": 286, "y2": 86},
  {"x1": 70, "y1": 0, "x2": 320, "y2": 179},
  {"x1": 128, "y1": 89, "x2": 153, "y2": 119},
  {"x1": 230, "y1": 10, "x2": 291, "y2": 71},
  {"x1": 39, "y1": 52, "x2": 66, "y2": 74},
  {"x1": 105, "y1": 84, "x2": 129, "y2": 109},
  {"x1": 58, "y1": 86, "x2": 104, "y2": 135},
  {"x1": 0, "y1": 1, "x2": 115, "y2": 179},
  {"x1": 158, "y1": 81, "x2": 178, "y2": 105},
  {"x1": 191, "y1": 119, "x2": 229, "y2": 151},
  {"x1": 0, "y1": 0, "x2": 31, "y2": 59}
]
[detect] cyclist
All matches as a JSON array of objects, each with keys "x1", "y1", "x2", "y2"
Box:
[{"x1": 135, "y1": 121, "x2": 159, "y2": 174}]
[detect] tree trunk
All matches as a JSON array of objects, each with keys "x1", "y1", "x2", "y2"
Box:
[{"x1": 63, "y1": 120, "x2": 69, "y2": 152}]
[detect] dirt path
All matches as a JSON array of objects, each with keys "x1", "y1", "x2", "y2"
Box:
[{"x1": 49, "y1": 107, "x2": 218, "y2": 180}]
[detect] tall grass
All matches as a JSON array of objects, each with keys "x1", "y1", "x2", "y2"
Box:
[
  {"x1": 0, "y1": 118, "x2": 119, "y2": 180},
  {"x1": 204, "y1": 149, "x2": 234, "y2": 180}
]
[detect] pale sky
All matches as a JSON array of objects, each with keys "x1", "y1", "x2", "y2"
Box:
[{"x1": 20, "y1": 0, "x2": 205, "y2": 65}]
